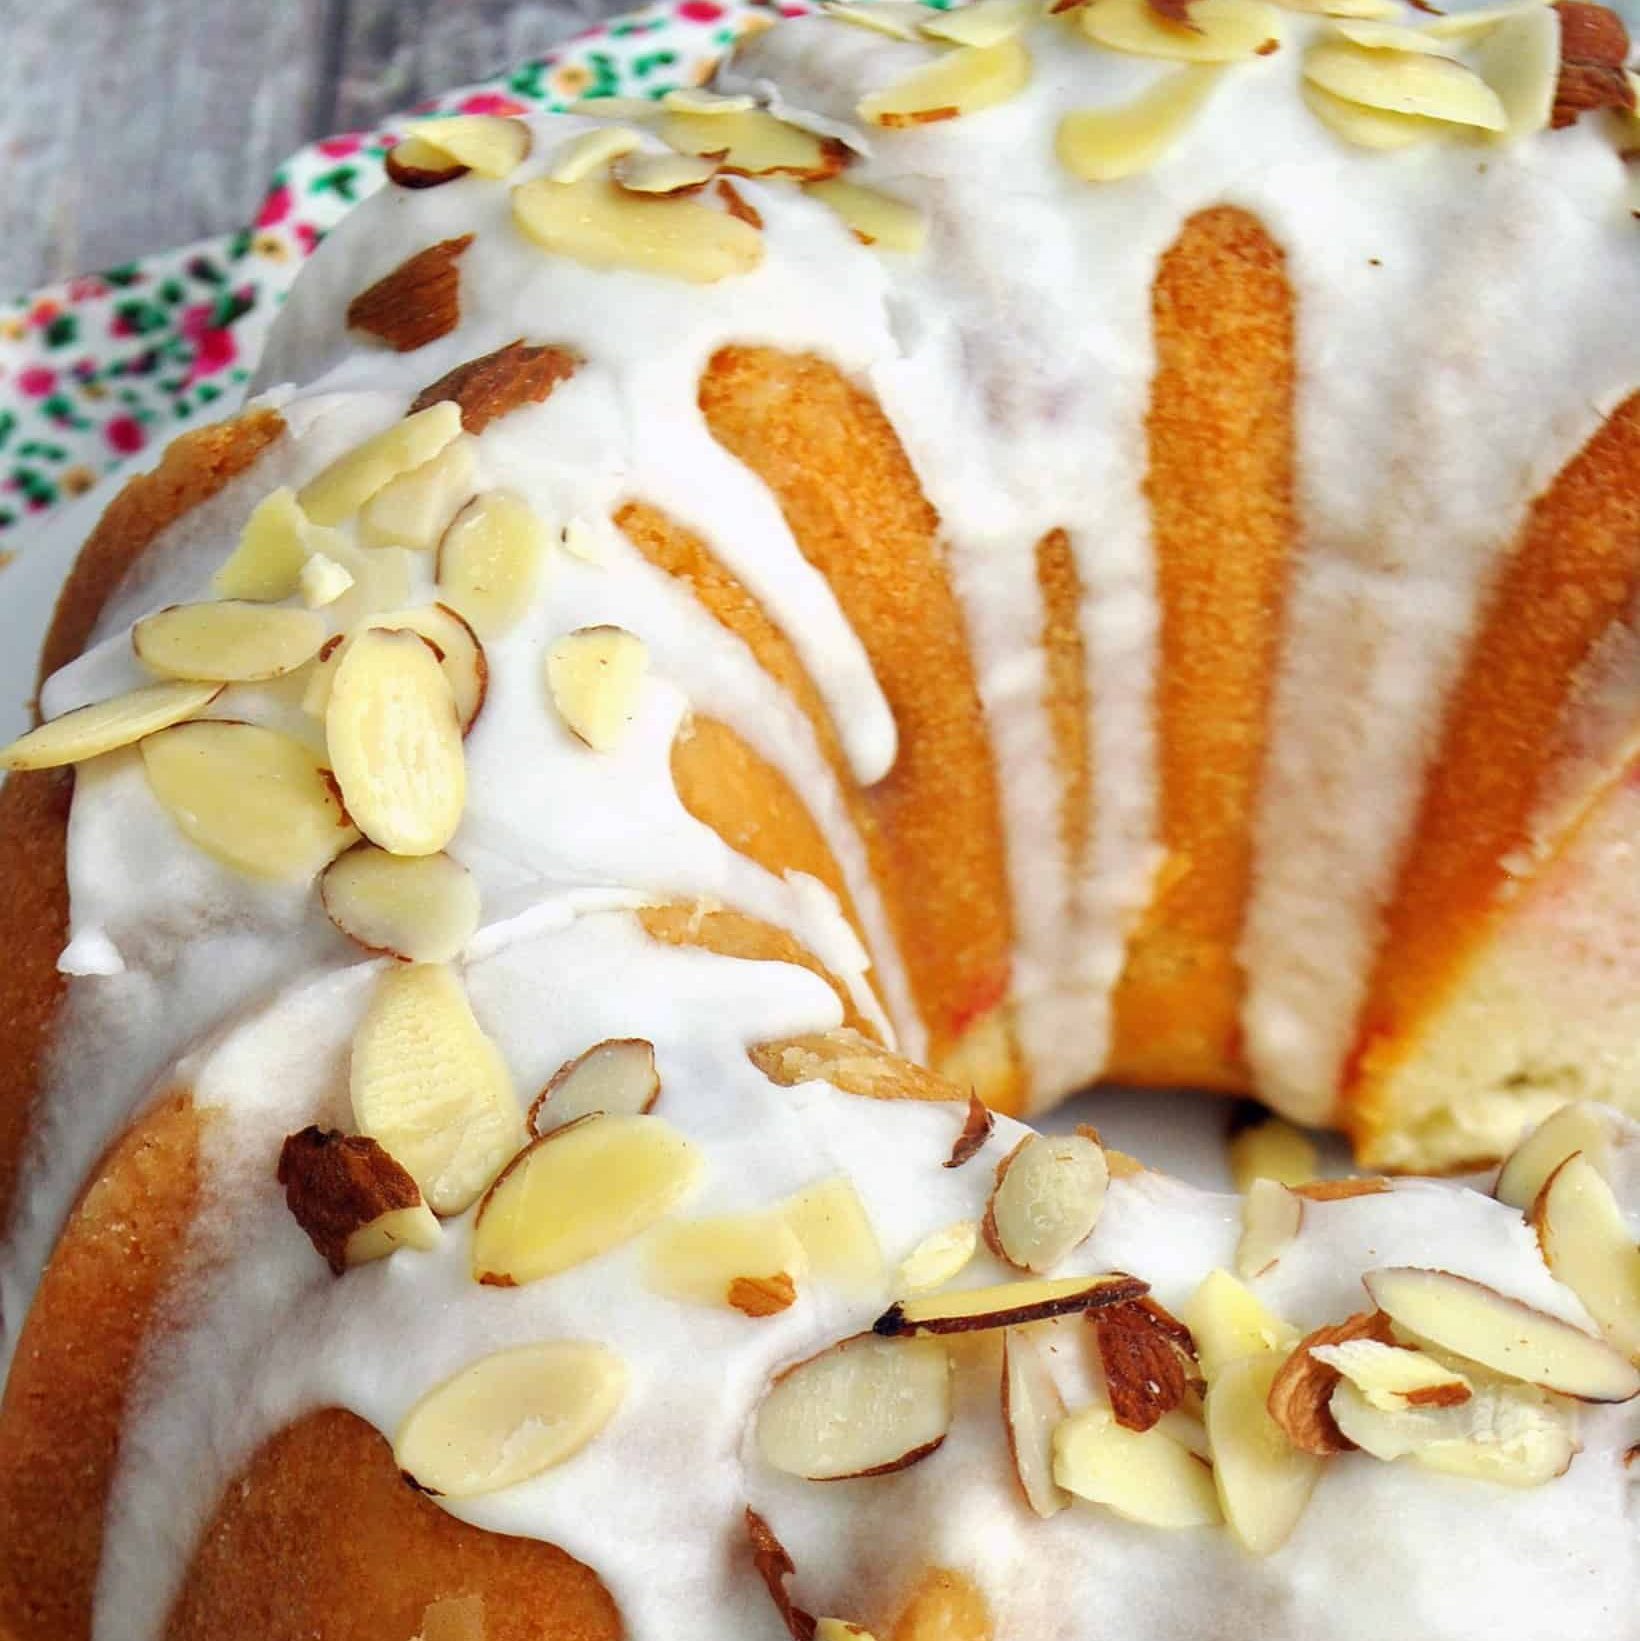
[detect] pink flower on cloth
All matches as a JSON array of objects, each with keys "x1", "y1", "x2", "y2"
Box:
[
  {"x1": 316, "y1": 134, "x2": 367, "y2": 159},
  {"x1": 17, "y1": 368, "x2": 55, "y2": 399},
  {"x1": 456, "y1": 92, "x2": 530, "y2": 116},
  {"x1": 104, "y1": 417, "x2": 147, "y2": 456},
  {"x1": 256, "y1": 185, "x2": 294, "y2": 229},
  {"x1": 180, "y1": 303, "x2": 240, "y2": 384}
]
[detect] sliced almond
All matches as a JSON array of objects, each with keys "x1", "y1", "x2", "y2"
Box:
[
  {"x1": 1052, "y1": 1406, "x2": 1222, "y2": 1527},
  {"x1": 0, "y1": 680, "x2": 221, "y2": 772},
  {"x1": 1329, "y1": 1376, "x2": 1577, "y2": 1485},
  {"x1": 472, "y1": 1112, "x2": 701, "y2": 1285},
  {"x1": 409, "y1": 341, "x2": 580, "y2": 436},
  {"x1": 326, "y1": 627, "x2": 466, "y2": 856},
  {"x1": 1302, "y1": 39, "x2": 1509, "y2": 127},
  {"x1": 1301, "y1": 78, "x2": 1453, "y2": 146},
  {"x1": 1057, "y1": 64, "x2": 1225, "y2": 181},
  {"x1": 661, "y1": 87, "x2": 758, "y2": 114},
  {"x1": 350, "y1": 961, "x2": 524, "y2": 1216},
  {"x1": 386, "y1": 134, "x2": 468, "y2": 189},
  {"x1": 1181, "y1": 1269, "x2": 1300, "y2": 1381},
  {"x1": 319, "y1": 541, "x2": 416, "y2": 632},
  {"x1": 897, "y1": 1221, "x2": 979, "y2": 1294},
  {"x1": 140, "y1": 719, "x2": 358, "y2": 879},
  {"x1": 613, "y1": 150, "x2": 719, "y2": 195},
  {"x1": 1094, "y1": 1299, "x2": 1200, "y2": 1432},
  {"x1": 751, "y1": 1030, "x2": 957, "y2": 1104},
  {"x1": 436, "y1": 491, "x2": 550, "y2": 638},
  {"x1": 299, "y1": 552, "x2": 355, "y2": 609},
  {"x1": 547, "y1": 125, "x2": 645, "y2": 184},
  {"x1": 306, "y1": 604, "x2": 488, "y2": 735},
  {"x1": 1271, "y1": 0, "x2": 1401, "y2": 15},
  {"x1": 1531, "y1": 1153, "x2": 1640, "y2": 1361},
  {"x1": 299, "y1": 402, "x2": 464, "y2": 527},
  {"x1": 215, "y1": 486, "x2": 344, "y2": 602},
  {"x1": 745, "y1": 1508, "x2": 817, "y2": 1641},
  {"x1": 404, "y1": 114, "x2": 533, "y2": 179},
  {"x1": 780, "y1": 1175, "x2": 885, "y2": 1293},
  {"x1": 1290, "y1": 1176, "x2": 1390, "y2": 1201},
  {"x1": 277, "y1": 1125, "x2": 440, "y2": 1273},
  {"x1": 347, "y1": 236, "x2": 474, "y2": 353},
  {"x1": 644, "y1": 1209, "x2": 807, "y2": 1310},
  {"x1": 321, "y1": 845, "x2": 480, "y2": 963},
  {"x1": 1227, "y1": 1111, "x2": 1318, "y2": 1192},
  {"x1": 805, "y1": 178, "x2": 928, "y2": 251},
  {"x1": 1496, "y1": 1101, "x2": 1621, "y2": 1209},
  {"x1": 945, "y1": 1091, "x2": 995, "y2": 1168},
  {"x1": 922, "y1": 0, "x2": 1035, "y2": 44},
  {"x1": 1328, "y1": 17, "x2": 1455, "y2": 50},
  {"x1": 1265, "y1": 1309, "x2": 1394, "y2": 1455},
  {"x1": 1205, "y1": 1351, "x2": 1323, "y2": 1555},
  {"x1": 756, "y1": 1333, "x2": 952, "y2": 1479},
  {"x1": 132, "y1": 600, "x2": 325, "y2": 684},
  {"x1": 821, "y1": 0, "x2": 931, "y2": 39},
  {"x1": 1002, "y1": 1328, "x2": 1072, "y2": 1517},
  {"x1": 983, "y1": 1131, "x2": 1108, "y2": 1274},
  {"x1": 1363, "y1": 1266, "x2": 1640, "y2": 1403},
  {"x1": 858, "y1": 37, "x2": 1032, "y2": 126},
  {"x1": 512, "y1": 173, "x2": 763, "y2": 283},
  {"x1": 530, "y1": 1038, "x2": 661, "y2": 1131},
  {"x1": 1079, "y1": 0, "x2": 1284, "y2": 61},
  {"x1": 546, "y1": 625, "x2": 648, "y2": 752},
  {"x1": 660, "y1": 108, "x2": 849, "y2": 178},
  {"x1": 359, "y1": 437, "x2": 477, "y2": 551},
  {"x1": 1309, "y1": 1337, "x2": 1473, "y2": 1410},
  {"x1": 1235, "y1": 1178, "x2": 1304, "y2": 1280},
  {"x1": 875, "y1": 1272, "x2": 1147, "y2": 1337},
  {"x1": 1470, "y1": 1, "x2": 1559, "y2": 134},
  {"x1": 394, "y1": 1341, "x2": 626, "y2": 1497}
]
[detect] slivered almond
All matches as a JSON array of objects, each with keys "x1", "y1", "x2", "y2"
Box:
[
  {"x1": 1079, "y1": 0, "x2": 1284, "y2": 60},
  {"x1": 1236, "y1": 1178, "x2": 1304, "y2": 1279},
  {"x1": 351, "y1": 961, "x2": 524, "y2": 1215},
  {"x1": 386, "y1": 135, "x2": 468, "y2": 189},
  {"x1": 359, "y1": 437, "x2": 477, "y2": 551},
  {"x1": 945, "y1": 1091, "x2": 994, "y2": 1168},
  {"x1": 530, "y1": 1038, "x2": 661, "y2": 1131},
  {"x1": 321, "y1": 845, "x2": 480, "y2": 963},
  {"x1": 0, "y1": 680, "x2": 220, "y2": 771},
  {"x1": 299, "y1": 553, "x2": 354, "y2": 608},
  {"x1": 512, "y1": 173, "x2": 763, "y2": 283},
  {"x1": 858, "y1": 37, "x2": 1032, "y2": 126},
  {"x1": 757, "y1": 1333, "x2": 952, "y2": 1479},
  {"x1": 306, "y1": 604, "x2": 488, "y2": 735},
  {"x1": 320, "y1": 541, "x2": 416, "y2": 632},
  {"x1": 1302, "y1": 39, "x2": 1509, "y2": 127},
  {"x1": 298, "y1": 402, "x2": 464, "y2": 526},
  {"x1": 394, "y1": 1342, "x2": 626, "y2": 1497},
  {"x1": 897, "y1": 1221, "x2": 979, "y2": 1293},
  {"x1": 1057, "y1": 65, "x2": 1225, "y2": 181},
  {"x1": 404, "y1": 114, "x2": 533, "y2": 178},
  {"x1": 875, "y1": 1272, "x2": 1147, "y2": 1337},
  {"x1": 1206, "y1": 1351, "x2": 1323, "y2": 1554},
  {"x1": 613, "y1": 150, "x2": 720, "y2": 195},
  {"x1": 1309, "y1": 1337, "x2": 1472, "y2": 1410},
  {"x1": 1227, "y1": 1110, "x2": 1317, "y2": 1192},
  {"x1": 660, "y1": 108, "x2": 849, "y2": 179},
  {"x1": 409, "y1": 341, "x2": 580, "y2": 434},
  {"x1": 1052, "y1": 1407, "x2": 1221, "y2": 1526},
  {"x1": 645, "y1": 1209, "x2": 807, "y2": 1309},
  {"x1": 1300, "y1": 76, "x2": 1451, "y2": 145},
  {"x1": 277, "y1": 1126, "x2": 440, "y2": 1273},
  {"x1": 325, "y1": 627, "x2": 466, "y2": 856},
  {"x1": 1002, "y1": 1328, "x2": 1071, "y2": 1517},
  {"x1": 1469, "y1": 0, "x2": 1559, "y2": 132},
  {"x1": 1266, "y1": 1309, "x2": 1394, "y2": 1455},
  {"x1": 140, "y1": 719, "x2": 359, "y2": 879},
  {"x1": 1094, "y1": 1299, "x2": 1200, "y2": 1432},
  {"x1": 132, "y1": 600, "x2": 325, "y2": 683},
  {"x1": 805, "y1": 178, "x2": 927, "y2": 251},
  {"x1": 1531, "y1": 1153, "x2": 1640, "y2": 1360},
  {"x1": 547, "y1": 125, "x2": 644, "y2": 183},
  {"x1": 472, "y1": 1112, "x2": 701, "y2": 1284},
  {"x1": 780, "y1": 1175, "x2": 885, "y2": 1292},
  {"x1": 546, "y1": 625, "x2": 648, "y2": 751},
  {"x1": 347, "y1": 236, "x2": 474, "y2": 353},
  {"x1": 215, "y1": 486, "x2": 345, "y2": 602},
  {"x1": 1496, "y1": 1101, "x2": 1621, "y2": 1209},
  {"x1": 921, "y1": 0, "x2": 1035, "y2": 45},
  {"x1": 1182, "y1": 1269, "x2": 1300, "y2": 1380},
  {"x1": 436, "y1": 491, "x2": 550, "y2": 638},
  {"x1": 983, "y1": 1131, "x2": 1108, "y2": 1273}
]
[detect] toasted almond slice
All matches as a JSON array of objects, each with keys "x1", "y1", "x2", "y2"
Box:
[
  {"x1": 513, "y1": 173, "x2": 764, "y2": 283},
  {"x1": 1424, "y1": 0, "x2": 1546, "y2": 35},
  {"x1": 660, "y1": 108, "x2": 849, "y2": 178},
  {"x1": 1056, "y1": 64, "x2": 1224, "y2": 181},
  {"x1": 898, "y1": 1221, "x2": 980, "y2": 1294},
  {"x1": 1302, "y1": 40, "x2": 1508, "y2": 127},
  {"x1": 1329, "y1": 1377, "x2": 1577, "y2": 1485},
  {"x1": 805, "y1": 178, "x2": 928, "y2": 251},
  {"x1": 1265, "y1": 1309, "x2": 1394, "y2": 1454},
  {"x1": 351, "y1": 962, "x2": 524, "y2": 1215},
  {"x1": 546, "y1": 625, "x2": 648, "y2": 752},
  {"x1": 547, "y1": 125, "x2": 645, "y2": 183},
  {"x1": 1227, "y1": 1110, "x2": 1318, "y2": 1192},
  {"x1": 822, "y1": 0, "x2": 931, "y2": 39},
  {"x1": 1079, "y1": 0, "x2": 1283, "y2": 62},
  {"x1": 405, "y1": 114, "x2": 533, "y2": 179},
  {"x1": 613, "y1": 150, "x2": 720, "y2": 194},
  {"x1": 858, "y1": 37, "x2": 1032, "y2": 126},
  {"x1": 1469, "y1": 1, "x2": 1557, "y2": 134},
  {"x1": 132, "y1": 600, "x2": 325, "y2": 684},
  {"x1": 347, "y1": 236, "x2": 472, "y2": 354},
  {"x1": 757, "y1": 1333, "x2": 952, "y2": 1479},
  {"x1": 411, "y1": 341, "x2": 580, "y2": 436},
  {"x1": 1235, "y1": 1178, "x2": 1304, "y2": 1280},
  {"x1": 140, "y1": 720, "x2": 359, "y2": 879},
  {"x1": 1496, "y1": 1101, "x2": 1621, "y2": 1209},
  {"x1": 1532, "y1": 1153, "x2": 1640, "y2": 1361},
  {"x1": 326, "y1": 628, "x2": 465, "y2": 856},
  {"x1": 983, "y1": 1131, "x2": 1108, "y2": 1273},
  {"x1": 299, "y1": 552, "x2": 355, "y2": 609},
  {"x1": 215, "y1": 487, "x2": 345, "y2": 602},
  {"x1": 385, "y1": 134, "x2": 468, "y2": 189},
  {"x1": 1291, "y1": 1176, "x2": 1391, "y2": 1201},
  {"x1": 1052, "y1": 1406, "x2": 1222, "y2": 1527},
  {"x1": 299, "y1": 403, "x2": 464, "y2": 527},
  {"x1": 1328, "y1": 17, "x2": 1455, "y2": 51},
  {"x1": 1002, "y1": 1328, "x2": 1072, "y2": 1517},
  {"x1": 306, "y1": 604, "x2": 488, "y2": 735},
  {"x1": 394, "y1": 1342, "x2": 626, "y2": 1498},
  {"x1": 875, "y1": 1272, "x2": 1147, "y2": 1337},
  {"x1": 436, "y1": 490, "x2": 550, "y2": 638},
  {"x1": 359, "y1": 437, "x2": 478, "y2": 551},
  {"x1": 644, "y1": 1209, "x2": 807, "y2": 1309},
  {"x1": 1363, "y1": 1267, "x2": 1640, "y2": 1402},
  {"x1": 661, "y1": 86, "x2": 758, "y2": 113},
  {"x1": 945, "y1": 1091, "x2": 995, "y2": 1168},
  {"x1": 472, "y1": 1112, "x2": 701, "y2": 1284},
  {"x1": 1181, "y1": 1269, "x2": 1300, "y2": 1381},
  {"x1": 921, "y1": 0, "x2": 1035, "y2": 46},
  {"x1": 321, "y1": 845, "x2": 480, "y2": 963},
  {"x1": 0, "y1": 680, "x2": 221, "y2": 772},
  {"x1": 1300, "y1": 78, "x2": 1451, "y2": 145},
  {"x1": 277, "y1": 1126, "x2": 440, "y2": 1273},
  {"x1": 531, "y1": 1038, "x2": 661, "y2": 1131},
  {"x1": 780, "y1": 1175, "x2": 885, "y2": 1293},
  {"x1": 1206, "y1": 1351, "x2": 1323, "y2": 1555},
  {"x1": 1309, "y1": 1338, "x2": 1473, "y2": 1410}
]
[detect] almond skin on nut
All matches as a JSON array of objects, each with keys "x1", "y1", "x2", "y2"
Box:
[
  {"x1": 944, "y1": 1091, "x2": 994, "y2": 1168},
  {"x1": 411, "y1": 340, "x2": 581, "y2": 435},
  {"x1": 277, "y1": 1126, "x2": 438, "y2": 1274},
  {"x1": 1094, "y1": 1298, "x2": 1201, "y2": 1432},
  {"x1": 347, "y1": 236, "x2": 475, "y2": 353},
  {"x1": 1266, "y1": 1309, "x2": 1395, "y2": 1456}
]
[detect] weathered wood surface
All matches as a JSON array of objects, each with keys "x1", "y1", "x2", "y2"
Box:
[{"x1": 0, "y1": 0, "x2": 623, "y2": 298}]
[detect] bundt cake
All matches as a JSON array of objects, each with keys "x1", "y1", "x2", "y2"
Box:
[{"x1": 1, "y1": 0, "x2": 1638, "y2": 1634}]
